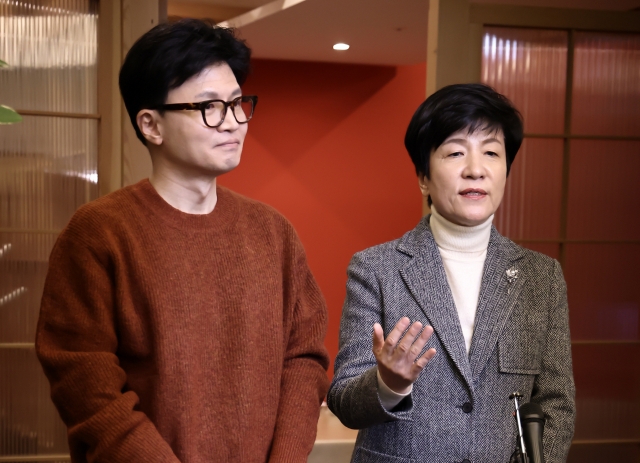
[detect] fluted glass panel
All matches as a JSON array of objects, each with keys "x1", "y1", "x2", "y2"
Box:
[
  {"x1": 0, "y1": 0, "x2": 97, "y2": 460},
  {"x1": 0, "y1": 0, "x2": 98, "y2": 114},
  {"x1": 565, "y1": 244, "x2": 640, "y2": 341},
  {"x1": 572, "y1": 32, "x2": 640, "y2": 137},
  {"x1": 566, "y1": 140, "x2": 640, "y2": 241},
  {"x1": 0, "y1": 116, "x2": 98, "y2": 231},
  {"x1": 0, "y1": 349, "x2": 68, "y2": 457},
  {"x1": 572, "y1": 343, "x2": 640, "y2": 441},
  {"x1": 494, "y1": 138, "x2": 563, "y2": 240},
  {"x1": 482, "y1": 27, "x2": 568, "y2": 135},
  {"x1": 0, "y1": 233, "x2": 55, "y2": 343}
]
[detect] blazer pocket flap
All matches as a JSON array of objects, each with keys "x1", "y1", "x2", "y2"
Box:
[{"x1": 498, "y1": 338, "x2": 541, "y2": 375}]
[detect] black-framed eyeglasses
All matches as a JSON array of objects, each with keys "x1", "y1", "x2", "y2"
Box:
[{"x1": 151, "y1": 95, "x2": 258, "y2": 128}]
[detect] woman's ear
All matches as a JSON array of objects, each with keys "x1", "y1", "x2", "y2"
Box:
[
  {"x1": 418, "y1": 173, "x2": 430, "y2": 199},
  {"x1": 136, "y1": 109, "x2": 163, "y2": 146}
]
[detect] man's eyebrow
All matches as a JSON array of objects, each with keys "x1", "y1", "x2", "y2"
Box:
[{"x1": 194, "y1": 88, "x2": 242, "y2": 99}]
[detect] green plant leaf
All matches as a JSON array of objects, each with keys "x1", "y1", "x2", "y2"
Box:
[
  {"x1": 0, "y1": 105, "x2": 22, "y2": 124},
  {"x1": 0, "y1": 59, "x2": 8, "y2": 68}
]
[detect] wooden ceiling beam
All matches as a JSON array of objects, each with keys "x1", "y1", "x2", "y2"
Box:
[{"x1": 167, "y1": 1, "x2": 251, "y2": 23}]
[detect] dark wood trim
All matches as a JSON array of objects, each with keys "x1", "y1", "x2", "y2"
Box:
[
  {"x1": 470, "y1": 4, "x2": 640, "y2": 33},
  {"x1": 0, "y1": 456, "x2": 70, "y2": 462},
  {"x1": 572, "y1": 340, "x2": 640, "y2": 346},
  {"x1": 524, "y1": 133, "x2": 640, "y2": 141},
  {"x1": 0, "y1": 343, "x2": 35, "y2": 349},
  {"x1": 0, "y1": 228, "x2": 61, "y2": 235},
  {"x1": 15, "y1": 109, "x2": 100, "y2": 120},
  {"x1": 571, "y1": 439, "x2": 640, "y2": 445},
  {"x1": 514, "y1": 240, "x2": 640, "y2": 245},
  {"x1": 167, "y1": 1, "x2": 248, "y2": 22},
  {"x1": 559, "y1": 30, "x2": 575, "y2": 269},
  {"x1": 97, "y1": 0, "x2": 123, "y2": 196}
]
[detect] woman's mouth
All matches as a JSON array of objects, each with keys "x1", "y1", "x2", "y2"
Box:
[{"x1": 460, "y1": 188, "x2": 487, "y2": 199}]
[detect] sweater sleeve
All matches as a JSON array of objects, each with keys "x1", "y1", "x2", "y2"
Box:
[
  {"x1": 35, "y1": 221, "x2": 180, "y2": 463},
  {"x1": 267, "y1": 229, "x2": 329, "y2": 463}
]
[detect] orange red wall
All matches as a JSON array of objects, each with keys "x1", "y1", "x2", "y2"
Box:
[{"x1": 219, "y1": 59, "x2": 427, "y2": 375}]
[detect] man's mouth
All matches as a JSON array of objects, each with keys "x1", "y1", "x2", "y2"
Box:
[{"x1": 217, "y1": 139, "x2": 240, "y2": 147}]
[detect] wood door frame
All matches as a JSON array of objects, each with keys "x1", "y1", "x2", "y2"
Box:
[
  {"x1": 97, "y1": 0, "x2": 165, "y2": 195},
  {"x1": 428, "y1": 0, "x2": 640, "y2": 93}
]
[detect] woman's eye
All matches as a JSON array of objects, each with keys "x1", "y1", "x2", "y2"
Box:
[
  {"x1": 449, "y1": 151, "x2": 463, "y2": 157},
  {"x1": 486, "y1": 151, "x2": 498, "y2": 157}
]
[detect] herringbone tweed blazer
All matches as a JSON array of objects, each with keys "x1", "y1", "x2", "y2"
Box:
[{"x1": 328, "y1": 216, "x2": 575, "y2": 463}]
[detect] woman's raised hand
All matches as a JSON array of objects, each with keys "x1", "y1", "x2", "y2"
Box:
[{"x1": 372, "y1": 317, "x2": 437, "y2": 394}]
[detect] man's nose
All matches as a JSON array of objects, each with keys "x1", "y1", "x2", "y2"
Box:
[{"x1": 217, "y1": 105, "x2": 239, "y2": 131}]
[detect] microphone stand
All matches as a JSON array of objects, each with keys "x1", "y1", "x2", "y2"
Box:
[{"x1": 509, "y1": 392, "x2": 529, "y2": 463}]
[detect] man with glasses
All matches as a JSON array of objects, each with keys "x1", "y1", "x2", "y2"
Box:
[{"x1": 36, "y1": 19, "x2": 329, "y2": 463}]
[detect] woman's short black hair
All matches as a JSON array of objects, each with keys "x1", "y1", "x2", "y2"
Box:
[
  {"x1": 404, "y1": 83, "x2": 523, "y2": 178},
  {"x1": 119, "y1": 19, "x2": 251, "y2": 145}
]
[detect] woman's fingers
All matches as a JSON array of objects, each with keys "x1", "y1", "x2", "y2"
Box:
[
  {"x1": 396, "y1": 321, "x2": 423, "y2": 356},
  {"x1": 409, "y1": 324, "x2": 434, "y2": 359},
  {"x1": 381, "y1": 317, "x2": 411, "y2": 354},
  {"x1": 376, "y1": 318, "x2": 434, "y2": 362},
  {"x1": 373, "y1": 318, "x2": 437, "y2": 392},
  {"x1": 413, "y1": 347, "x2": 437, "y2": 373},
  {"x1": 372, "y1": 323, "x2": 385, "y2": 353}
]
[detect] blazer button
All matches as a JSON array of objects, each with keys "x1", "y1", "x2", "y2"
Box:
[
  {"x1": 461, "y1": 460, "x2": 471, "y2": 463},
  {"x1": 462, "y1": 402, "x2": 473, "y2": 413}
]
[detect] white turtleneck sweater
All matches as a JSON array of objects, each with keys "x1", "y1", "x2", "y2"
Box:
[{"x1": 377, "y1": 206, "x2": 493, "y2": 409}]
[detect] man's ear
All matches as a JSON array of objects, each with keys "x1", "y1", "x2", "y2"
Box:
[
  {"x1": 136, "y1": 109, "x2": 163, "y2": 146},
  {"x1": 418, "y1": 173, "x2": 430, "y2": 199}
]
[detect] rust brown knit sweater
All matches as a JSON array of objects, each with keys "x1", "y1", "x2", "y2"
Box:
[{"x1": 36, "y1": 180, "x2": 329, "y2": 463}]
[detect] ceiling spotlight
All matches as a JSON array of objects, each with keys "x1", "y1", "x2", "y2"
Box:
[{"x1": 333, "y1": 43, "x2": 350, "y2": 51}]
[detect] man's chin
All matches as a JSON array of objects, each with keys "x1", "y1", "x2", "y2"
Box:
[{"x1": 207, "y1": 158, "x2": 241, "y2": 177}]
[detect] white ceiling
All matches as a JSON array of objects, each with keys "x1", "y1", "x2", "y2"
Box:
[
  {"x1": 234, "y1": 0, "x2": 431, "y2": 66},
  {"x1": 170, "y1": 0, "x2": 640, "y2": 65}
]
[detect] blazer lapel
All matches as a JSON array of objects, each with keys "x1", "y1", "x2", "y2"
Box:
[
  {"x1": 398, "y1": 218, "x2": 474, "y2": 391},
  {"x1": 469, "y1": 227, "x2": 526, "y2": 380}
]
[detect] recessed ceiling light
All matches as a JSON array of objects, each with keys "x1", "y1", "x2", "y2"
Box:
[{"x1": 333, "y1": 43, "x2": 350, "y2": 51}]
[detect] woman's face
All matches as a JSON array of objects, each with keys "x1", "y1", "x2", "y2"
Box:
[{"x1": 419, "y1": 127, "x2": 507, "y2": 227}]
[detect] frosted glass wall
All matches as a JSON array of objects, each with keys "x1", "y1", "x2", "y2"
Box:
[
  {"x1": 0, "y1": 1, "x2": 98, "y2": 461},
  {"x1": 483, "y1": 27, "x2": 640, "y2": 462}
]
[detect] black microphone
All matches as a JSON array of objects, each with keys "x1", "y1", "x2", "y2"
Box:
[{"x1": 519, "y1": 402, "x2": 546, "y2": 463}]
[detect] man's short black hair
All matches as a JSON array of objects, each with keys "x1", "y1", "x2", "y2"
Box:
[
  {"x1": 404, "y1": 83, "x2": 523, "y2": 178},
  {"x1": 119, "y1": 19, "x2": 251, "y2": 145}
]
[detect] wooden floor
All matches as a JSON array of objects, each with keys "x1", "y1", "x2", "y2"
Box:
[{"x1": 308, "y1": 404, "x2": 358, "y2": 463}]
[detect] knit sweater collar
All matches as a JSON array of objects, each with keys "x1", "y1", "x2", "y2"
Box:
[
  {"x1": 129, "y1": 179, "x2": 239, "y2": 232},
  {"x1": 429, "y1": 206, "x2": 493, "y2": 253}
]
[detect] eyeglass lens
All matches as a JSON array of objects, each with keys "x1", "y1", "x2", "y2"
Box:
[{"x1": 204, "y1": 98, "x2": 254, "y2": 126}]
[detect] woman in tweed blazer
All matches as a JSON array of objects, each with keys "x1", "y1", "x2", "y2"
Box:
[{"x1": 328, "y1": 84, "x2": 575, "y2": 463}]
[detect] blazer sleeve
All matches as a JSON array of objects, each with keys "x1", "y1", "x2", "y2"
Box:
[
  {"x1": 533, "y1": 260, "x2": 576, "y2": 463},
  {"x1": 327, "y1": 252, "x2": 413, "y2": 429},
  {"x1": 36, "y1": 222, "x2": 180, "y2": 463}
]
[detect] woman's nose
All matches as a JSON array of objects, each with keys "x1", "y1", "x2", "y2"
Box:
[{"x1": 462, "y1": 151, "x2": 485, "y2": 178}]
